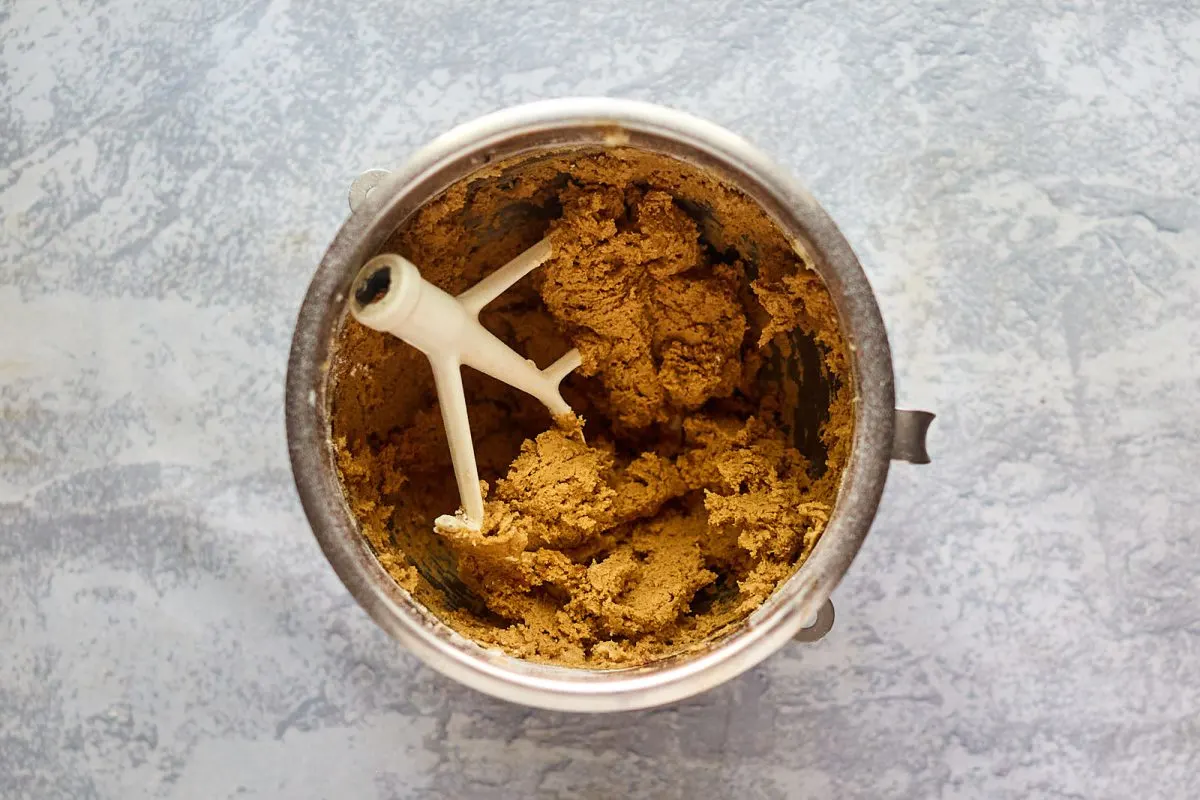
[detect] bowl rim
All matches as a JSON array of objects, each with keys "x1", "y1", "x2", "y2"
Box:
[{"x1": 285, "y1": 98, "x2": 896, "y2": 712}]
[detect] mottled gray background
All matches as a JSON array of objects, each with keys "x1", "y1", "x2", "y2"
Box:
[{"x1": 2, "y1": 0, "x2": 1198, "y2": 797}]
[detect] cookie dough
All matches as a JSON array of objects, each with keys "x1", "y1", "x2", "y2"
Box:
[{"x1": 330, "y1": 147, "x2": 852, "y2": 667}]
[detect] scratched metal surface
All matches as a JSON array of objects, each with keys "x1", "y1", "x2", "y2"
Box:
[{"x1": 2, "y1": 1, "x2": 1198, "y2": 797}]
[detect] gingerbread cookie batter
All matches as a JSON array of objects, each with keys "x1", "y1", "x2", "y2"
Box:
[{"x1": 330, "y1": 148, "x2": 852, "y2": 667}]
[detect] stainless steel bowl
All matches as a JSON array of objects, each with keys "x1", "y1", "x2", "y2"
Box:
[{"x1": 286, "y1": 98, "x2": 933, "y2": 712}]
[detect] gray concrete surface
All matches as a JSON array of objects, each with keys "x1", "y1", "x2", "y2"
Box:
[{"x1": 3, "y1": 1, "x2": 1199, "y2": 797}]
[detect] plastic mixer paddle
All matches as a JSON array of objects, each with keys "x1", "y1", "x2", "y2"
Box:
[{"x1": 348, "y1": 238, "x2": 581, "y2": 531}]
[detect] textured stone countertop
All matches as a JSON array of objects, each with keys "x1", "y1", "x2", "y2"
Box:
[{"x1": 3, "y1": 1, "x2": 1198, "y2": 798}]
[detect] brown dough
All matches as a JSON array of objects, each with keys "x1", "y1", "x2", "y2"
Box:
[{"x1": 330, "y1": 148, "x2": 852, "y2": 667}]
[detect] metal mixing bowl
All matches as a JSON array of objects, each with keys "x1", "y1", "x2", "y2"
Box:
[{"x1": 286, "y1": 98, "x2": 933, "y2": 711}]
